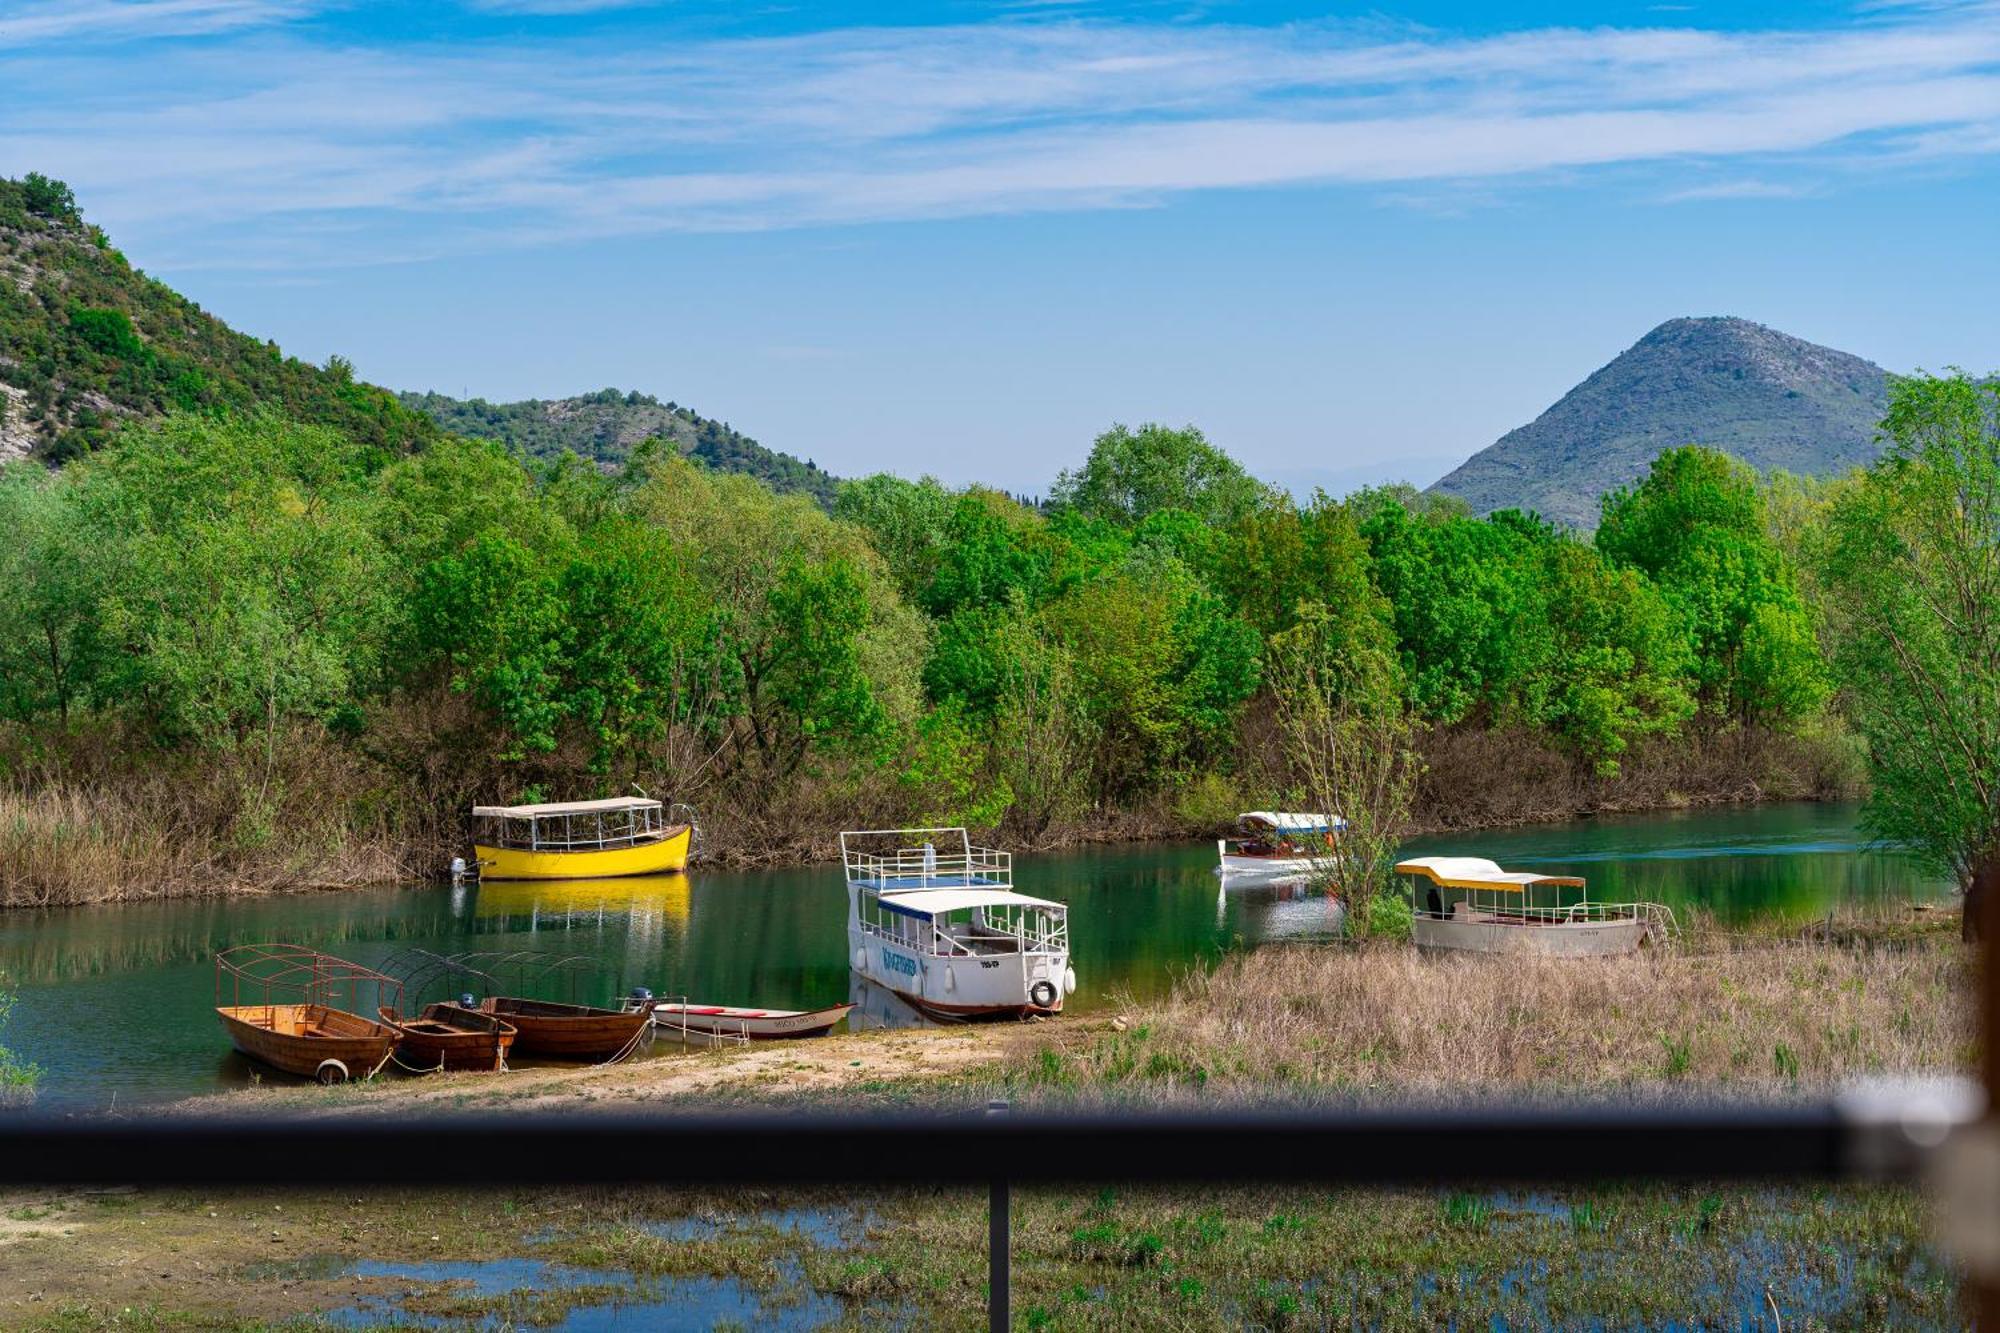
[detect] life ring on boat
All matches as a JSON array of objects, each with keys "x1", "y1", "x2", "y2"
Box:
[
  {"x1": 315, "y1": 1058, "x2": 350, "y2": 1086},
  {"x1": 1029, "y1": 980, "x2": 1058, "y2": 1009}
]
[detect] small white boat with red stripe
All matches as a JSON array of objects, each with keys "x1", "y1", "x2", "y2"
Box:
[{"x1": 623, "y1": 990, "x2": 854, "y2": 1041}]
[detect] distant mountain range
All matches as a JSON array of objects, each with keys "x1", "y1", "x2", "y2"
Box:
[
  {"x1": 1430, "y1": 317, "x2": 1892, "y2": 527},
  {"x1": 400, "y1": 389, "x2": 836, "y2": 505}
]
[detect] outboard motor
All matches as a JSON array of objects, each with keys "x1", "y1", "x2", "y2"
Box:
[
  {"x1": 459, "y1": 992, "x2": 477, "y2": 1009},
  {"x1": 629, "y1": 986, "x2": 654, "y2": 1003}
]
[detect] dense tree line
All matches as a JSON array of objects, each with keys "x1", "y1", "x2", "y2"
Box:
[{"x1": 0, "y1": 377, "x2": 1992, "y2": 914}]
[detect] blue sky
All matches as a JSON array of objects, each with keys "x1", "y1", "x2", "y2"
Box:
[{"x1": 4, "y1": 1, "x2": 1998, "y2": 495}]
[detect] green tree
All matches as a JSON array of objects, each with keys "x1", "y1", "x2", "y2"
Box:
[
  {"x1": 557, "y1": 522, "x2": 711, "y2": 774},
  {"x1": 1051, "y1": 423, "x2": 1270, "y2": 529},
  {"x1": 1043, "y1": 550, "x2": 1260, "y2": 798},
  {"x1": 20, "y1": 172, "x2": 77, "y2": 222},
  {"x1": 73, "y1": 414, "x2": 392, "y2": 749},
  {"x1": 1597, "y1": 446, "x2": 1828, "y2": 725},
  {"x1": 0, "y1": 465, "x2": 100, "y2": 724},
  {"x1": 1359, "y1": 499, "x2": 1544, "y2": 725},
  {"x1": 921, "y1": 489, "x2": 1051, "y2": 615},
  {"x1": 1265, "y1": 602, "x2": 1419, "y2": 924},
  {"x1": 1822, "y1": 373, "x2": 2000, "y2": 935},
  {"x1": 834, "y1": 473, "x2": 956, "y2": 601},
  {"x1": 410, "y1": 534, "x2": 567, "y2": 759}
]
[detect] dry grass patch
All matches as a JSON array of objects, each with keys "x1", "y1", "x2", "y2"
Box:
[{"x1": 1033, "y1": 928, "x2": 1969, "y2": 1096}]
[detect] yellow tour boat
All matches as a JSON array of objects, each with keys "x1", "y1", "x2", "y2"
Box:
[{"x1": 470, "y1": 797, "x2": 694, "y2": 880}]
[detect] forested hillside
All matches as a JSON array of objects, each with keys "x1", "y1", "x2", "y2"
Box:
[
  {"x1": 1432, "y1": 317, "x2": 1889, "y2": 527},
  {"x1": 402, "y1": 388, "x2": 837, "y2": 505},
  {"x1": 0, "y1": 175, "x2": 437, "y2": 462}
]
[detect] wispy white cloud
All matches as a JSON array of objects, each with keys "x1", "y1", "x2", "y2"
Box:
[
  {"x1": 0, "y1": 0, "x2": 313, "y2": 46},
  {"x1": 459, "y1": 0, "x2": 663, "y2": 13},
  {"x1": 4, "y1": 5, "x2": 1999, "y2": 266},
  {"x1": 1661, "y1": 178, "x2": 1815, "y2": 201}
]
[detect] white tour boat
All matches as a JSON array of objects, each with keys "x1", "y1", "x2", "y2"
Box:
[
  {"x1": 1215, "y1": 811, "x2": 1345, "y2": 886},
  {"x1": 1395, "y1": 856, "x2": 1675, "y2": 957},
  {"x1": 841, "y1": 827, "x2": 1075, "y2": 1020}
]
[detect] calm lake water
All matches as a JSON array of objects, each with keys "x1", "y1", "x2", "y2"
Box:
[{"x1": 0, "y1": 801, "x2": 1952, "y2": 1109}]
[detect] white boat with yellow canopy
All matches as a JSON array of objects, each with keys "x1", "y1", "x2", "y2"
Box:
[
  {"x1": 1394, "y1": 856, "x2": 1674, "y2": 957},
  {"x1": 471, "y1": 797, "x2": 694, "y2": 881}
]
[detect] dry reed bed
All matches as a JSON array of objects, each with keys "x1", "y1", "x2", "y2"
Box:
[
  {"x1": 1050, "y1": 932, "x2": 1969, "y2": 1095},
  {"x1": 0, "y1": 782, "x2": 407, "y2": 908}
]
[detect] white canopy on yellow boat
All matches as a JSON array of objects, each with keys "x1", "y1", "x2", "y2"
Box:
[
  {"x1": 879, "y1": 889, "x2": 1065, "y2": 918},
  {"x1": 1239, "y1": 811, "x2": 1346, "y2": 833},
  {"x1": 1393, "y1": 856, "x2": 1585, "y2": 893},
  {"x1": 471, "y1": 797, "x2": 663, "y2": 818}
]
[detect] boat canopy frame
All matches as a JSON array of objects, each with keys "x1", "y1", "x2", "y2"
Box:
[
  {"x1": 471, "y1": 797, "x2": 678, "y2": 853},
  {"x1": 1239, "y1": 812, "x2": 1347, "y2": 835},
  {"x1": 215, "y1": 944, "x2": 403, "y2": 1015},
  {"x1": 840, "y1": 826, "x2": 1013, "y2": 891},
  {"x1": 378, "y1": 947, "x2": 503, "y2": 1010},
  {"x1": 446, "y1": 950, "x2": 606, "y2": 1006}
]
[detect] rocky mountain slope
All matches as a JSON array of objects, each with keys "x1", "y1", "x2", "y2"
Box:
[
  {"x1": 1430, "y1": 317, "x2": 1890, "y2": 527},
  {"x1": 0, "y1": 174, "x2": 437, "y2": 463}
]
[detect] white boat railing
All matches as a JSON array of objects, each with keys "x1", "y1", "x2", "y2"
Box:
[
  {"x1": 840, "y1": 827, "x2": 1013, "y2": 889},
  {"x1": 1422, "y1": 897, "x2": 1679, "y2": 944}
]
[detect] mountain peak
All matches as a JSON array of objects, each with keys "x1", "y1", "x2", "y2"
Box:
[{"x1": 1428, "y1": 317, "x2": 1889, "y2": 527}]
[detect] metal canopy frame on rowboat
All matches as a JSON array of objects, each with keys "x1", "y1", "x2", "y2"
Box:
[
  {"x1": 377, "y1": 947, "x2": 501, "y2": 1009},
  {"x1": 214, "y1": 943, "x2": 403, "y2": 1013},
  {"x1": 446, "y1": 950, "x2": 605, "y2": 1005}
]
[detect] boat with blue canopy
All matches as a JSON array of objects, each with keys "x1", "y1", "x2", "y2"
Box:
[{"x1": 840, "y1": 827, "x2": 1075, "y2": 1020}]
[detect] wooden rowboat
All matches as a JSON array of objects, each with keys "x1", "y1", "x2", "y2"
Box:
[
  {"x1": 379, "y1": 1003, "x2": 517, "y2": 1073},
  {"x1": 438, "y1": 997, "x2": 649, "y2": 1061},
  {"x1": 215, "y1": 1003, "x2": 399, "y2": 1084},
  {"x1": 633, "y1": 1000, "x2": 855, "y2": 1042},
  {"x1": 214, "y1": 945, "x2": 404, "y2": 1085}
]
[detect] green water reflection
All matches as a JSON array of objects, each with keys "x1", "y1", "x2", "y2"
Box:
[{"x1": 0, "y1": 802, "x2": 1949, "y2": 1107}]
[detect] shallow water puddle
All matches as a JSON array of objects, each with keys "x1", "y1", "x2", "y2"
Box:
[
  {"x1": 311, "y1": 1206, "x2": 872, "y2": 1330},
  {"x1": 321, "y1": 1254, "x2": 847, "y2": 1330}
]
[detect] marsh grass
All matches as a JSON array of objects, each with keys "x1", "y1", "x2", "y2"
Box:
[
  {"x1": 1026, "y1": 925, "x2": 1967, "y2": 1097},
  {"x1": 8, "y1": 1180, "x2": 1955, "y2": 1331}
]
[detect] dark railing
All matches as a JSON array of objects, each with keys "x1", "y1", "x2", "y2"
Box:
[{"x1": 0, "y1": 1087, "x2": 1978, "y2": 1330}]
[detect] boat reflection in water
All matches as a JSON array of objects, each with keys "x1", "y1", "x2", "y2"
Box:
[
  {"x1": 468, "y1": 874, "x2": 691, "y2": 934},
  {"x1": 846, "y1": 973, "x2": 942, "y2": 1032},
  {"x1": 1220, "y1": 877, "x2": 1348, "y2": 940}
]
